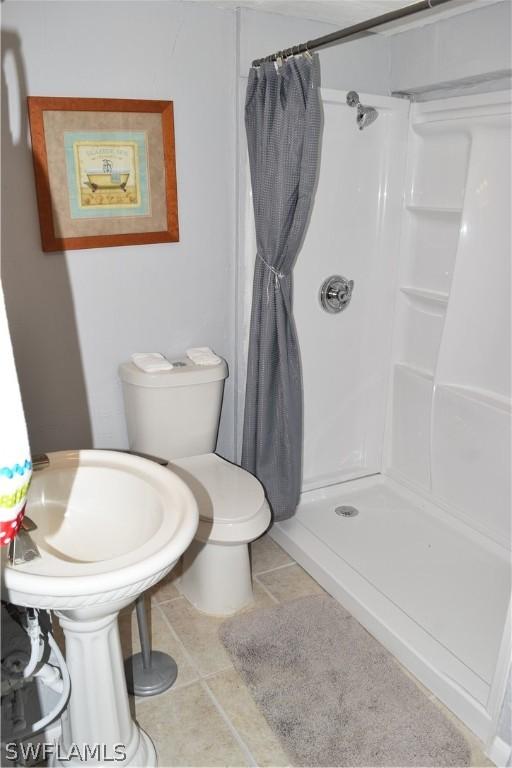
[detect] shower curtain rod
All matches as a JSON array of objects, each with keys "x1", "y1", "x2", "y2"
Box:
[{"x1": 252, "y1": 0, "x2": 455, "y2": 67}]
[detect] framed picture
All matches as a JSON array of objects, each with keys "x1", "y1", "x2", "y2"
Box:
[{"x1": 27, "y1": 97, "x2": 179, "y2": 251}]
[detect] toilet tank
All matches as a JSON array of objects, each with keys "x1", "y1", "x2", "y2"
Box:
[{"x1": 119, "y1": 357, "x2": 228, "y2": 460}]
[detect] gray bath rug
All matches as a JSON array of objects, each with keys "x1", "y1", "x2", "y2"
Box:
[{"x1": 219, "y1": 595, "x2": 471, "y2": 767}]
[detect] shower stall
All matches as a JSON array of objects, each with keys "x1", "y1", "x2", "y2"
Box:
[{"x1": 237, "y1": 87, "x2": 511, "y2": 752}]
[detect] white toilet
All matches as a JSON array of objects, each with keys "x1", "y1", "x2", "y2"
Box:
[{"x1": 119, "y1": 356, "x2": 271, "y2": 616}]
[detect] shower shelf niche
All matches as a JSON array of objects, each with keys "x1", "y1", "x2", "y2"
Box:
[
  {"x1": 394, "y1": 297, "x2": 446, "y2": 373},
  {"x1": 405, "y1": 203, "x2": 463, "y2": 214},
  {"x1": 395, "y1": 361, "x2": 434, "y2": 381},
  {"x1": 400, "y1": 286, "x2": 449, "y2": 306},
  {"x1": 437, "y1": 383, "x2": 511, "y2": 412}
]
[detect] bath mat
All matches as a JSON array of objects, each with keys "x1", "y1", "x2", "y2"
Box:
[{"x1": 220, "y1": 595, "x2": 471, "y2": 767}]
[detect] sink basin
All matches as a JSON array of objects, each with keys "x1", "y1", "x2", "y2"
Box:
[
  {"x1": 2, "y1": 449, "x2": 198, "y2": 611},
  {"x1": 1, "y1": 450, "x2": 198, "y2": 767}
]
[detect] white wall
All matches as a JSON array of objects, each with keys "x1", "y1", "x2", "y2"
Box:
[
  {"x1": 238, "y1": 2, "x2": 512, "y2": 98},
  {"x1": 497, "y1": 670, "x2": 512, "y2": 760},
  {"x1": 389, "y1": 0, "x2": 511, "y2": 95},
  {"x1": 1, "y1": 1, "x2": 237, "y2": 457},
  {"x1": 3, "y1": 0, "x2": 508, "y2": 461},
  {"x1": 0, "y1": 0, "x2": 396, "y2": 462},
  {"x1": 233, "y1": 7, "x2": 394, "y2": 454},
  {"x1": 238, "y1": 7, "x2": 391, "y2": 94}
]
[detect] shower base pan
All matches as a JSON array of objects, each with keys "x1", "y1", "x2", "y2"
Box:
[{"x1": 271, "y1": 473, "x2": 510, "y2": 743}]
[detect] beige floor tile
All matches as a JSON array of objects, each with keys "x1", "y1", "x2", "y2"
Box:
[
  {"x1": 149, "y1": 561, "x2": 182, "y2": 604},
  {"x1": 118, "y1": 601, "x2": 198, "y2": 690},
  {"x1": 251, "y1": 534, "x2": 294, "y2": 575},
  {"x1": 161, "y1": 585, "x2": 275, "y2": 677},
  {"x1": 160, "y1": 598, "x2": 233, "y2": 677},
  {"x1": 135, "y1": 681, "x2": 249, "y2": 767},
  {"x1": 207, "y1": 668, "x2": 291, "y2": 767},
  {"x1": 256, "y1": 563, "x2": 324, "y2": 603}
]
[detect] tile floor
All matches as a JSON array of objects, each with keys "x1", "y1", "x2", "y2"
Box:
[{"x1": 118, "y1": 535, "x2": 493, "y2": 768}]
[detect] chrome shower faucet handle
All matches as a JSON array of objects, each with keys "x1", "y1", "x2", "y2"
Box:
[{"x1": 320, "y1": 275, "x2": 354, "y2": 313}]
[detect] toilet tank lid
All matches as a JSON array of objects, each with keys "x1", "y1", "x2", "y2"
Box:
[{"x1": 119, "y1": 357, "x2": 228, "y2": 388}]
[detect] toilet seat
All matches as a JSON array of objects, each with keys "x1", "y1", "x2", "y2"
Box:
[{"x1": 168, "y1": 454, "x2": 271, "y2": 544}]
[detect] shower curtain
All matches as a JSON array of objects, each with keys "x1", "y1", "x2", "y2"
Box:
[{"x1": 242, "y1": 55, "x2": 321, "y2": 521}]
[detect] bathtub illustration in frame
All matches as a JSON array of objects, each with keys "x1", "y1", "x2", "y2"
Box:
[
  {"x1": 27, "y1": 97, "x2": 179, "y2": 251},
  {"x1": 65, "y1": 133, "x2": 149, "y2": 218}
]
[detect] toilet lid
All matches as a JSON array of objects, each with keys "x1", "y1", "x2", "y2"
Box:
[{"x1": 169, "y1": 454, "x2": 265, "y2": 524}]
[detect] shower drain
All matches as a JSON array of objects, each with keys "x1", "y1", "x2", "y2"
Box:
[{"x1": 335, "y1": 505, "x2": 359, "y2": 518}]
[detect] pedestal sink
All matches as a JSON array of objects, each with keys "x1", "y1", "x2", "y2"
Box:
[{"x1": 1, "y1": 450, "x2": 199, "y2": 767}]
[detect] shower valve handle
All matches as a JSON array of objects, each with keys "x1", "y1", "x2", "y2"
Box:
[
  {"x1": 327, "y1": 280, "x2": 353, "y2": 303},
  {"x1": 320, "y1": 276, "x2": 354, "y2": 313}
]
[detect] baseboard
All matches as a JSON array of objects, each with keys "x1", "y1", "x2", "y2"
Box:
[{"x1": 487, "y1": 736, "x2": 511, "y2": 768}]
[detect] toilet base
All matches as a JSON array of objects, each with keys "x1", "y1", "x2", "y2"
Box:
[{"x1": 179, "y1": 539, "x2": 254, "y2": 616}]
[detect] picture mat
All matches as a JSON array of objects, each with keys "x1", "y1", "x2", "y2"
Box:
[{"x1": 43, "y1": 110, "x2": 167, "y2": 238}]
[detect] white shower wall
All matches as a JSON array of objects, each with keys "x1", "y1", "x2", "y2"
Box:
[
  {"x1": 385, "y1": 91, "x2": 511, "y2": 548},
  {"x1": 237, "y1": 89, "x2": 409, "y2": 484},
  {"x1": 294, "y1": 91, "x2": 408, "y2": 490}
]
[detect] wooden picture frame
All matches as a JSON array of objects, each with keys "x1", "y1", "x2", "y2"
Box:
[{"x1": 27, "y1": 97, "x2": 179, "y2": 251}]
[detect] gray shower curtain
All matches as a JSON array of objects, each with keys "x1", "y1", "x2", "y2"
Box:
[{"x1": 241, "y1": 55, "x2": 321, "y2": 521}]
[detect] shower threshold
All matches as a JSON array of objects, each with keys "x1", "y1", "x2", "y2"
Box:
[{"x1": 270, "y1": 473, "x2": 510, "y2": 743}]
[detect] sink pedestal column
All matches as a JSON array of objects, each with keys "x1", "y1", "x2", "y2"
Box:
[{"x1": 52, "y1": 610, "x2": 156, "y2": 768}]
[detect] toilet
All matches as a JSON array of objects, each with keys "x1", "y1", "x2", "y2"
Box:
[{"x1": 119, "y1": 356, "x2": 271, "y2": 616}]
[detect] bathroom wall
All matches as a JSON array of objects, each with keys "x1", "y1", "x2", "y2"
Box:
[
  {"x1": 233, "y1": 7, "x2": 396, "y2": 454},
  {"x1": 2, "y1": 0, "x2": 393, "y2": 461},
  {"x1": 238, "y1": 2, "x2": 511, "y2": 98},
  {"x1": 384, "y1": 90, "x2": 511, "y2": 549},
  {"x1": 278, "y1": 90, "x2": 408, "y2": 490},
  {"x1": 1, "y1": 0, "x2": 238, "y2": 457},
  {"x1": 233, "y1": 1, "x2": 511, "y2": 454},
  {"x1": 4, "y1": 0, "x2": 508, "y2": 461},
  {"x1": 389, "y1": 0, "x2": 511, "y2": 95},
  {"x1": 497, "y1": 670, "x2": 512, "y2": 763},
  {"x1": 238, "y1": 7, "x2": 391, "y2": 93}
]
